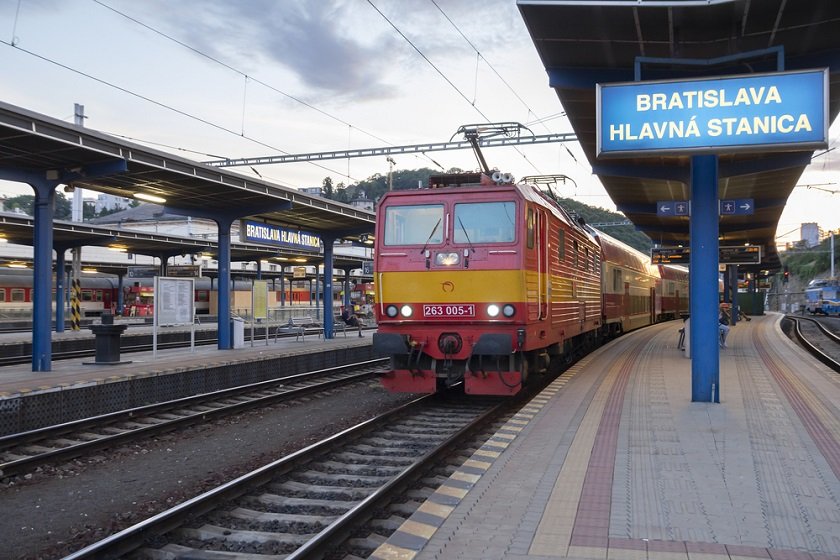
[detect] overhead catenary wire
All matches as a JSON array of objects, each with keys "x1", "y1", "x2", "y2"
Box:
[
  {"x1": 0, "y1": 38, "x2": 359, "y2": 185},
  {"x1": 92, "y1": 0, "x2": 443, "y2": 173}
]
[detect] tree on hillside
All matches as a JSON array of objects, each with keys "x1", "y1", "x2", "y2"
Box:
[{"x1": 321, "y1": 177, "x2": 335, "y2": 200}]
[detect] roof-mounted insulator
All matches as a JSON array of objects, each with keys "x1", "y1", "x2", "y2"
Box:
[{"x1": 491, "y1": 171, "x2": 515, "y2": 184}]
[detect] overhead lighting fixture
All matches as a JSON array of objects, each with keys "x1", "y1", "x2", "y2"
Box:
[
  {"x1": 7, "y1": 262, "x2": 28, "y2": 269},
  {"x1": 82, "y1": 268, "x2": 98, "y2": 273},
  {"x1": 108, "y1": 244, "x2": 128, "y2": 252},
  {"x1": 134, "y1": 192, "x2": 167, "y2": 204},
  {"x1": 293, "y1": 258, "x2": 307, "y2": 263}
]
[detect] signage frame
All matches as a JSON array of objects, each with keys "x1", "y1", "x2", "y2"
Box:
[{"x1": 597, "y1": 68, "x2": 829, "y2": 158}]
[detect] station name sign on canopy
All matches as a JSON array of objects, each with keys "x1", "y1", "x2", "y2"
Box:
[
  {"x1": 597, "y1": 69, "x2": 828, "y2": 157},
  {"x1": 240, "y1": 220, "x2": 322, "y2": 252}
]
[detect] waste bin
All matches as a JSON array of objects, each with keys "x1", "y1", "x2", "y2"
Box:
[
  {"x1": 85, "y1": 313, "x2": 130, "y2": 365},
  {"x1": 231, "y1": 317, "x2": 245, "y2": 348}
]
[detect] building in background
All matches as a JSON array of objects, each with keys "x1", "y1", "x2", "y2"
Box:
[
  {"x1": 94, "y1": 193, "x2": 132, "y2": 214},
  {"x1": 801, "y1": 222, "x2": 822, "y2": 248}
]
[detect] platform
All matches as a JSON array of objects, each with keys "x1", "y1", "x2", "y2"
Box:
[
  {"x1": 373, "y1": 313, "x2": 840, "y2": 560},
  {"x1": 0, "y1": 326, "x2": 373, "y2": 436}
]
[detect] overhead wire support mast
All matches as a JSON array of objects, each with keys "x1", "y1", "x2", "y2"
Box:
[{"x1": 203, "y1": 129, "x2": 577, "y2": 168}]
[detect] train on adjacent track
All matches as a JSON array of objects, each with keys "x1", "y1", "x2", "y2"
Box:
[
  {"x1": 372, "y1": 170, "x2": 688, "y2": 396},
  {"x1": 804, "y1": 278, "x2": 840, "y2": 316},
  {"x1": 0, "y1": 269, "x2": 369, "y2": 318}
]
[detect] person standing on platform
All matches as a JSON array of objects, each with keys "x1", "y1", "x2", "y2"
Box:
[{"x1": 719, "y1": 303, "x2": 731, "y2": 348}]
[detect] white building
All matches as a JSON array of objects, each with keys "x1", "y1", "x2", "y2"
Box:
[
  {"x1": 801, "y1": 222, "x2": 822, "y2": 248},
  {"x1": 94, "y1": 193, "x2": 132, "y2": 214}
]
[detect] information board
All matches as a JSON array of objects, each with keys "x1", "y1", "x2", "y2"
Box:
[
  {"x1": 719, "y1": 245, "x2": 761, "y2": 265},
  {"x1": 252, "y1": 280, "x2": 268, "y2": 320},
  {"x1": 651, "y1": 247, "x2": 690, "y2": 264},
  {"x1": 155, "y1": 277, "x2": 195, "y2": 326}
]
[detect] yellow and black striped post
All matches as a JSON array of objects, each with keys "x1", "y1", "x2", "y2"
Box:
[{"x1": 71, "y1": 277, "x2": 81, "y2": 331}]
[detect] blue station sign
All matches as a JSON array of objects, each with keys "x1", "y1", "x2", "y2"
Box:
[
  {"x1": 240, "y1": 220, "x2": 322, "y2": 252},
  {"x1": 597, "y1": 69, "x2": 828, "y2": 157}
]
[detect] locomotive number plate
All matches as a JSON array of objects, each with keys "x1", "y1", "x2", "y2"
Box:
[{"x1": 423, "y1": 304, "x2": 475, "y2": 318}]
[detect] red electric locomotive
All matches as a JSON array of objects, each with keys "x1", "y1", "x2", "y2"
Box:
[
  {"x1": 372, "y1": 171, "x2": 603, "y2": 396},
  {"x1": 371, "y1": 124, "x2": 687, "y2": 397}
]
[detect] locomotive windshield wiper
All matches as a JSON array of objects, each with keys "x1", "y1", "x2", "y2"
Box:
[
  {"x1": 457, "y1": 217, "x2": 475, "y2": 254},
  {"x1": 420, "y1": 218, "x2": 442, "y2": 254}
]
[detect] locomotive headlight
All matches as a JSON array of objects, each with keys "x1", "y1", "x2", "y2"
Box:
[
  {"x1": 400, "y1": 305, "x2": 413, "y2": 317},
  {"x1": 435, "y1": 252, "x2": 460, "y2": 266},
  {"x1": 487, "y1": 304, "x2": 500, "y2": 317},
  {"x1": 386, "y1": 305, "x2": 399, "y2": 318},
  {"x1": 503, "y1": 304, "x2": 516, "y2": 317}
]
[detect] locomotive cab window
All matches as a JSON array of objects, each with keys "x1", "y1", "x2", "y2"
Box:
[
  {"x1": 383, "y1": 204, "x2": 444, "y2": 246},
  {"x1": 453, "y1": 201, "x2": 515, "y2": 244},
  {"x1": 557, "y1": 229, "x2": 565, "y2": 261},
  {"x1": 527, "y1": 208, "x2": 535, "y2": 249}
]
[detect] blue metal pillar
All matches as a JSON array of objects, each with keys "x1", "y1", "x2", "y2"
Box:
[
  {"x1": 216, "y1": 218, "x2": 232, "y2": 350},
  {"x1": 689, "y1": 154, "x2": 720, "y2": 403},
  {"x1": 730, "y1": 266, "x2": 739, "y2": 326},
  {"x1": 55, "y1": 249, "x2": 66, "y2": 333},
  {"x1": 32, "y1": 182, "x2": 56, "y2": 371},
  {"x1": 343, "y1": 269, "x2": 352, "y2": 309},
  {"x1": 322, "y1": 236, "x2": 336, "y2": 339},
  {"x1": 279, "y1": 266, "x2": 286, "y2": 306},
  {"x1": 117, "y1": 273, "x2": 125, "y2": 316}
]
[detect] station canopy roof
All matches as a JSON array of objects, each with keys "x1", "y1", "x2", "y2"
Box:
[
  {"x1": 0, "y1": 211, "x2": 371, "y2": 275},
  {"x1": 0, "y1": 101, "x2": 374, "y2": 239},
  {"x1": 518, "y1": 0, "x2": 840, "y2": 272}
]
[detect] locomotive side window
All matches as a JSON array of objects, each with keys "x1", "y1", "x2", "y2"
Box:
[
  {"x1": 11, "y1": 288, "x2": 25, "y2": 302},
  {"x1": 0, "y1": 288, "x2": 5, "y2": 302},
  {"x1": 453, "y1": 202, "x2": 515, "y2": 244},
  {"x1": 557, "y1": 229, "x2": 565, "y2": 261},
  {"x1": 384, "y1": 204, "x2": 444, "y2": 246},
  {"x1": 613, "y1": 269, "x2": 622, "y2": 292},
  {"x1": 526, "y1": 208, "x2": 535, "y2": 249},
  {"x1": 573, "y1": 240, "x2": 579, "y2": 267}
]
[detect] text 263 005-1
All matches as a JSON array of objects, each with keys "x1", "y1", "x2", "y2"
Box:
[{"x1": 423, "y1": 304, "x2": 475, "y2": 318}]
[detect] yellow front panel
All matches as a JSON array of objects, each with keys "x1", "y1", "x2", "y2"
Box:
[{"x1": 380, "y1": 270, "x2": 527, "y2": 303}]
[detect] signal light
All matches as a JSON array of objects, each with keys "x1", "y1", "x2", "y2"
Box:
[{"x1": 783, "y1": 266, "x2": 789, "y2": 283}]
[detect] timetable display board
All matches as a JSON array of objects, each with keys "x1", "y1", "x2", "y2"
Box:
[{"x1": 155, "y1": 277, "x2": 195, "y2": 326}]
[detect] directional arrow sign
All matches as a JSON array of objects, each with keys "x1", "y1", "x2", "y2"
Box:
[
  {"x1": 657, "y1": 201, "x2": 690, "y2": 217},
  {"x1": 719, "y1": 198, "x2": 755, "y2": 215}
]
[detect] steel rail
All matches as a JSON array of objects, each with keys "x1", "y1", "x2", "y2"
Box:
[{"x1": 0, "y1": 359, "x2": 388, "y2": 478}]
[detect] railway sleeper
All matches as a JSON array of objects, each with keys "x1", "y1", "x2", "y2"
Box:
[
  {"x1": 331, "y1": 451, "x2": 417, "y2": 466},
  {"x1": 140, "y1": 543, "x2": 280, "y2": 559},
  {"x1": 344, "y1": 444, "x2": 422, "y2": 457},
  {"x1": 294, "y1": 470, "x2": 392, "y2": 487},
  {"x1": 316, "y1": 460, "x2": 405, "y2": 476},
  {"x1": 269, "y1": 481, "x2": 376, "y2": 501},
  {"x1": 246, "y1": 494, "x2": 355, "y2": 515},
  {"x1": 226, "y1": 506, "x2": 340, "y2": 527},
  {"x1": 175, "y1": 524, "x2": 314, "y2": 546}
]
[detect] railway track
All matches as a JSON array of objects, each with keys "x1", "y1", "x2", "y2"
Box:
[
  {"x1": 784, "y1": 315, "x2": 840, "y2": 372},
  {"x1": 60, "y1": 394, "x2": 507, "y2": 560},
  {"x1": 0, "y1": 359, "x2": 388, "y2": 479}
]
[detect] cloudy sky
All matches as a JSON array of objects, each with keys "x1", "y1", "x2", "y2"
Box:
[{"x1": 0, "y1": 0, "x2": 837, "y2": 248}]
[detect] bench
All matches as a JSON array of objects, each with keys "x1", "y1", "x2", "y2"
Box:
[
  {"x1": 276, "y1": 316, "x2": 348, "y2": 341},
  {"x1": 276, "y1": 316, "x2": 320, "y2": 341}
]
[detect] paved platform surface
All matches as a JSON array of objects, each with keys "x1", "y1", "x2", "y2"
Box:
[
  {"x1": 0, "y1": 324, "x2": 371, "y2": 399},
  {"x1": 373, "y1": 313, "x2": 840, "y2": 560}
]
